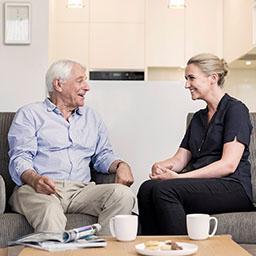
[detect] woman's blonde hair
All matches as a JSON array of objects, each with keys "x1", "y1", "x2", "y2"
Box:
[{"x1": 187, "y1": 53, "x2": 228, "y2": 87}]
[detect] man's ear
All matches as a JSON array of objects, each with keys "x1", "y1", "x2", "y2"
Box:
[{"x1": 52, "y1": 79, "x2": 63, "y2": 92}]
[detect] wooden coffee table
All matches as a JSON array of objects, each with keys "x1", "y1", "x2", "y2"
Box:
[{"x1": 0, "y1": 235, "x2": 252, "y2": 256}]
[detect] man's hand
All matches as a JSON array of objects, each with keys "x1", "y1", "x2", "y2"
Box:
[
  {"x1": 115, "y1": 162, "x2": 134, "y2": 187},
  {"x1": 21, "y1": 169, "x2": 57, "y2": 195}
]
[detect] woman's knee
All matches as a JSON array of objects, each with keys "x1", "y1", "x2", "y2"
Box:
[
  {"x1": 151, "y1": 180, "x2": 181, "y2": 203},
  {"x1": 137, "y1": 179, "x2": 160, "y2": 200}
]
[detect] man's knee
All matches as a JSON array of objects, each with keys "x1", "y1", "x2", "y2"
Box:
[
  {"x1": 35, "y1": 199, "x2": 66, "y2": 232},
  {"x1": 111, "y1": 184, "x2": 135, "y2": 209},
  {"x1": 40, "y1": 199, "x2": 62, "y2": 215}
]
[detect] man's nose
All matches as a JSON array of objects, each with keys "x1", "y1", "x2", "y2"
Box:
[{"x1": 83, "y1": 81, "x2": 90, "y2": 91}]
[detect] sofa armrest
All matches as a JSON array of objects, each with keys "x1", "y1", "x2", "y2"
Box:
[
  {"x1": 0, "y1": 175, "x2": 6, "y2": 213},
  {"x1": 90, "y1": 169, "x2": 116, "y2": 184}
]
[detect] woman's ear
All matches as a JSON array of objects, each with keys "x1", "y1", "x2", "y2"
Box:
[
  {"x1": 209, "y1": 73, "x2": 219, "y2": 85},
  {"x1": 52, "y1": 79, "x2": 63, "y2": 92}
]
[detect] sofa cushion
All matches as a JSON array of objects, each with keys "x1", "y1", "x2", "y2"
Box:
[
  {"x1": 0, "y1": 213, "x2": 97, "y2": 247},
  {"x1": 249, "y1": 113, "x2": 256, "y2": 204},
  {"x1": 0, "y1": 176, "x2": 5, "y2": 213},
  {"x1": 214, "y1": 212, "x2": 256, "y2": 244}
]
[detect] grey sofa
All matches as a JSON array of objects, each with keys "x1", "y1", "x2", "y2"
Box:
[
  {"x1": 187, "y1": 113, "x2": 256, "y2": 255},
  {"x1": 0, "y1": 112, "x2": 256, "y2": 251},
  {"x1": 0, "y1": 112, "x2": 116, "y2": 247}
]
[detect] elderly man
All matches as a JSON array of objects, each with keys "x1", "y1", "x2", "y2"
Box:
[{"x1": 8, "y1": 59, "x2": 135, "y2": 235}]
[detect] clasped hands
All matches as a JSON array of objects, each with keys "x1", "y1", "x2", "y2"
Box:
[{"x1": 150, "y1": 163, "x2": 179, "y2": 180}]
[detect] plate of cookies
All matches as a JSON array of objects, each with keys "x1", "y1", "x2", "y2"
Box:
[{"x1": 135, "y1": 240, "x2": 198, "y2": 256}]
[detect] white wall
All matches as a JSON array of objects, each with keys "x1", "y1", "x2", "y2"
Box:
[
  {"x1": 86, "y1": 81, "x2": 205, "y2": 209},
  {"x1": 225, "y1": 68, "x2": 256, "y2": 111},
  {"x1": 0, "y1": 0, "x2": 49, "y2": 111}
]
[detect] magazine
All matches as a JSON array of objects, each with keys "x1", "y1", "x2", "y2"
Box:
[{"x1": 9, "y1": 223, "x2": 107, "y2": 251}]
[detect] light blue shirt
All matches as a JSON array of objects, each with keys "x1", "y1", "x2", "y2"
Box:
[{"x1": 8, "y1": 98, "x2": 120, "y2": 186}]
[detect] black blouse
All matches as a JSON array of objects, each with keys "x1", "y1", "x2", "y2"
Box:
[{"x1": 180, "y1": 94, "x2": 253, "y2": 201}]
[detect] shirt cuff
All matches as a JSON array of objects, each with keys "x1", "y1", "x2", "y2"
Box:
[
  {"x1": 11, "y1": 160, "x2": 34, "y2": 186},
  {"x1": 96, "y1": 156, "x2": 121, "y2": 174}
]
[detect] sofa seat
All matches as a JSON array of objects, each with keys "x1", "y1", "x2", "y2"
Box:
[
  {"x1": 0, "y1": 213, "x2": 97, "y2": 247},
  {"x1": 214, "y1": 212, "x2": 256, "y2": 244}
]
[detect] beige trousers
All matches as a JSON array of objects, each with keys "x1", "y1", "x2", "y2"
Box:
[{"x1": 9, "y1": 181, "x2": 135, "y2": 235}]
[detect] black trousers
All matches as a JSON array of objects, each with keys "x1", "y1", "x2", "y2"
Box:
[{"x1": 137, "y1": 178, "x2": 254, "y2": 235}]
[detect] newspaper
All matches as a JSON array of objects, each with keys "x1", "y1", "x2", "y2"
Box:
[{"x1": 9, "y1": 223, "x2": 107, "y2": 251}]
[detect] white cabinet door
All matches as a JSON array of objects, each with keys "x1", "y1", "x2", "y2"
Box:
[
  {"x1": 146, "y1": 0, "x2": 222, "y2": 67},
  {"x1": 89, "y1": 23, "x2": 144, "y2": 69},
  {"x1": 185, "y1": 0, "x2": 223, "y2": 61},
  {"x1": 223, "y1": 0, "x2": 254, "y2": 62},
  {"x1": 89, "y1": 0, "x2": 145, "y2": 69},
  {"x1": 90, "y1": 0, "x2": 144, "y2": 23},
  {"x1": 146, "y1": 0, "x2": 185, "y2": 67}
]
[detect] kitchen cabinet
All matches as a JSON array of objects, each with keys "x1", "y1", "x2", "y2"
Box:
[
  {"x1": 89, "y1": 0, "x2": 145, "y2": 69},
  {"x1": 89, "y1": 24, "x2": 144, "y2": 69},
  {"x1": 146, "y1": 0, "x2": 222, "y2": 68},
  {"x1": 145, "y1": 0, "x2": 185, "y2": 67},
  {"x1": 54, "y1": 0, "x2": 89, "y2": 22},
  {"x1": 49, "y1": 0, "x2": 90, "y2": 67},
  {"x1": 185, "y1": 0, "x2": 222, "y2": 60},
  {"x1": 223, "y1": 0, "x2": 254, "y2": 63},
  {"x1": 52, "y1": 23, "x2": 89, "y2": 67},
  {"x1": 90, "y1": 0, "x2": 144, "y2": 23}
]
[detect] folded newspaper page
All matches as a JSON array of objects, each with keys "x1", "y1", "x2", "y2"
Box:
[{"x1": 9, "y1": 223, "x2": 106, "y2": 251}]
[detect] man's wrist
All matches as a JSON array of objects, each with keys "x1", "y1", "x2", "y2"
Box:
[
  {"x1": 116, "y1": 161, "x2": 128, "y2": 171},
  {"x1": 21, "y1": 169, "x2": 40, "y2": 186},
  {"x1": 109, "y1": 160, "x2": 128, "y2": 173}
]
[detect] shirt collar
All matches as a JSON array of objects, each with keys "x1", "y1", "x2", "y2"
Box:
[
  {"x1": 203, "y1": 93, "x2": 230, "y2": 113},
  {"x1": 43, "y1": 98, "x2": 84, "y2": 116},
  {"x1": 216, "y1": 93, "x2": 230, "y2": 111}
]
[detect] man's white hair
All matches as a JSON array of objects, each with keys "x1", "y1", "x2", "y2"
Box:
[{"x1": 45, "y1": 59, "x2": 85, "y2": 92}]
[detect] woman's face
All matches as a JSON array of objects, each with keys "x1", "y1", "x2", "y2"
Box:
[{"x1": 184, "y1": 64, "x2": 212, "y2": 101}]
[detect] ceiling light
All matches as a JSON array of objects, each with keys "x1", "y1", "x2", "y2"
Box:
[
  {"x1": 245, "y1": 61, "x2": 252, "y2": 65},
  {"x1": 168, "y1": 0, "x2": 185, "y2": 8},
  {"x1": 67, "y1": 0, "x2": 84, "y2": 8}
]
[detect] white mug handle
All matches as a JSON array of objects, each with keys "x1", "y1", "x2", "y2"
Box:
[
  {"x1": 209, "y1": 217, "x2": 218, "y2": 237},
  {"x1": 109, "y1": 217, "x2": 116, "y2": 237}
]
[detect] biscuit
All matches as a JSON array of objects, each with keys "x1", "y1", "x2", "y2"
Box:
[
  {"x1": 160, "y1": 244, "x2": 172, "y2": 250},
  {"x1": 146, "y1": 246, "x2": 159, "y2": 251},
  {"x1": 144, "y1": 240, "x2": 161, "y2": 247}
]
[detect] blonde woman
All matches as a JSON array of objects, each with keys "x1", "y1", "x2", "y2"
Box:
[{"x1": 138, "y1": 53, "x2": 254, "y2": 235}]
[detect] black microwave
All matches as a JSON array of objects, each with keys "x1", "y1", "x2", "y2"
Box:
[{"x1": 89, "y1": 71, "x2": 144, "y2": 81}]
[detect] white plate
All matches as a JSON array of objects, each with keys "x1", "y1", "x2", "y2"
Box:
[{"x1": 135, "y1": 242, "x2": 198, "y2": 256}]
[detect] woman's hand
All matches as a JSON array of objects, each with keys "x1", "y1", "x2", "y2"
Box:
[
  {"x1": 150, "y1": 148, "x2": 192, "y2": 180},
  {"x1": 149, "y1": 165, "x2": 179, "y2": 180},
  {"x1": 151, "y1": 163, "x2": 165, "y2": 176},
  {"x1": 150, "y1": 164, "x2": 179, "y2": 180}
]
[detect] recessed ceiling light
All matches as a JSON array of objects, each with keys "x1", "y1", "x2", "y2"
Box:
[
  {"x1": 67, "y1": 0, "x2": 84, "y2": 8},
  {"x1": 168, "y1": 0, "x2": 185, "y2": 8},
  {"x1": 245, "y1": 61, "x2": 252, "y2": 65}
]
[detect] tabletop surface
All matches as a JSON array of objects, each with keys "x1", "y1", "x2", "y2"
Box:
[{"x1": 0, "y1": 235, "x2": 251, "y2": 256}]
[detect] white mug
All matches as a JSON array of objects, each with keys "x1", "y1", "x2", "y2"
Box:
[
  {"x1": 109, "y1": 215, "x2": 138, "y2": 241},
  {"x1": 186, "y1": 214, "x2": 218, "y2": 240}
]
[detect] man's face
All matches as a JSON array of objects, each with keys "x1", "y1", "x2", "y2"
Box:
[{"x1": 60, "y1": 64, "x2": 90, "y2": 109}]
